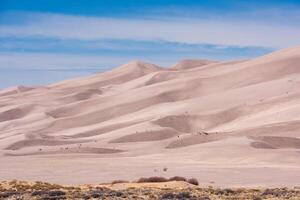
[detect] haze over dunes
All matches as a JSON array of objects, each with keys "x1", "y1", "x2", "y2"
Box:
[{"x1": 1, "y1": 46, "x2": 300, "y2": 187}]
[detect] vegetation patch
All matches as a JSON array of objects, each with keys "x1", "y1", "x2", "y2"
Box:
[{"x1": 1, "y1": 180, "x2": 300, "y2": 200}]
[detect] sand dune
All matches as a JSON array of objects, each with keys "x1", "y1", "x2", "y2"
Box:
[
  {"x1": 171, "y1": 59, "x2": 217, "y2": 70},
  {"x1": 109, "y1": 128, "x2": 180, "y2": 143},
  {"x1": 166, "y1": 132, "x2": 228, "y2": 149},
  {"x1": 0, "y1": 85, "x2": 34, "y2": 97},
  {"x1": 5, "y1": 147, "x2": 123, "y2": 156},
  {"x1": 1, "y1": 46, "x2": 300, "y2": 187},
  {"x1": 250, "y1": 136, "x2": 300, "y2": 149}
]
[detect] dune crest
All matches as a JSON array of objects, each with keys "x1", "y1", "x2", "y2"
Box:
[{"x1": 171, "y1": 59, "x2": 217, "y2": 70}]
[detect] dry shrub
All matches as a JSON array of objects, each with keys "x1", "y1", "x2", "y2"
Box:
[
  {"x1": 137, "y1": 177, "x2": 168, "y2": 183},
  {"x1": 136, "y1": 176, "x2": 198, "y2": 185},
  {"x1": 161, "y1": 192, "x2": 175, "y2": 199},
  {"x1": 48, "y1": 190, "x2": 66, "y2": 197},
  {"x1": 187, "y1": 178, "x2": 199, "y2": 186},
  {"x1": 161, "y1": 192, "x2": 191, "y2": 199},
  {"x1": 0, "y1": 185, "x2": 5, "y2": 192},
  {"x1": 168, "y1": 176, "x2": 187, "y2": 182},
  {"x1": 8, "y1": 180, "x2": 18, "y2": 186},
  {"x1": 136, "y1": 177, "x2": 148, "y2": 183},
  {"x1": 111, "y1": 180, "x2": 129, "y2": 184}
]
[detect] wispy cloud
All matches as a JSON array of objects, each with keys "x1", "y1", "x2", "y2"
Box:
[
  {"x1": 0, "y1": 37, "x2": 270, "y2": 56},
  {"x1": 0, "y1": 40, "x2": 271, "y2": 72},
  {"x1": 1, "y1": 12, "x2": 300, "y2": 48},
  {"x1": 0, "y1": 52, "x2": 128, "y2": 70}
]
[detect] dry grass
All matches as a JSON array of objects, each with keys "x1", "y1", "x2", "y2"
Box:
[{"x1": 1, "y1": 180, "x2": 300, "y2": 200}]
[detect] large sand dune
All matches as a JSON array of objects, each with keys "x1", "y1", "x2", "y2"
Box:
[{"x1": 1, "y1": 46, "x2": 300, "y2": 187}]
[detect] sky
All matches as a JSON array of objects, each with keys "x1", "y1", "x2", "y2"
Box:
[{"x1": 1, "y1": 0, "x2": 300, "y2": 89}]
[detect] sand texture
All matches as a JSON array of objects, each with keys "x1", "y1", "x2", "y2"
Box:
[{"x1": 1, "y1": 46, "x2": 300, "y2": 187}]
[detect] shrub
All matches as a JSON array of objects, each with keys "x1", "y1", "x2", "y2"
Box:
[
  {"x1": 108, "y1": 191, "x2": 124, "y2": 197},
  {"x1": 48, "y1": 190, "x2": 66, "y2": 197},
  {"x1": 198, "y1": 197, "x2": 211, "y2": 200},
  {"x1": 90, "y1": 190, "x2": 103, "y2": 198},
  {"x1": 161, "y1": 192, "x2": 175, "y2": 199},
  {"x1": 187, "y1": 178, "x2": 199, "y2": 186},
  {"x1": 111, "y1": 180, "x2": 129, "y2": 184},
  {"x1": 223, "y1": 188, "x2": 235, "y2": 195},
  {"x1": 31, "y1": 190, "x2": 47, "y2": 196},
  {"x1": 137, "y1": 177, "x2": 168, "y2": 183},
  {"x1": 176, "y1": 192, "x2": 191, "y2": 198},
  {"x1": 168, "y1": 176, "x2": 187, "y2": 182},
  {"x1": 262, "y1": 188, "x2": 285, "y2": 197},
  {"x1": 0, "y1": 191, "x2": 19, "y2": 198},
  {"x1": 136, "y1": 176, "x2": 199, "y2": 185},
  {"x1": 161, "y1": 192, "x2": 191, "y2": 199},
  {"x1": 136, "y1": 177, "x2": 148, "y2": 183}
]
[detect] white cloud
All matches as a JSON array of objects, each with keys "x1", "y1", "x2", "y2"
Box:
[
  {"x1": 0, "y1": 51, "x2": 185, "y2": 70},
  {"x1": 1, "y1": 12, "x2": 300, "y2": 48},
  {"x1": 0, "y1": 52, "x2": 127, "y2": 70}
]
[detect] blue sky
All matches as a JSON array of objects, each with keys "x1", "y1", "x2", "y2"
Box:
[{"x1": 1, "y1": 0, "x2": 300, "y2": 88}]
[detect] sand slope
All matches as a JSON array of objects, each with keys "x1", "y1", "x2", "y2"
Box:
[{"x1": 1, "y1": 46, "x2": 300, "y2": 187}]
